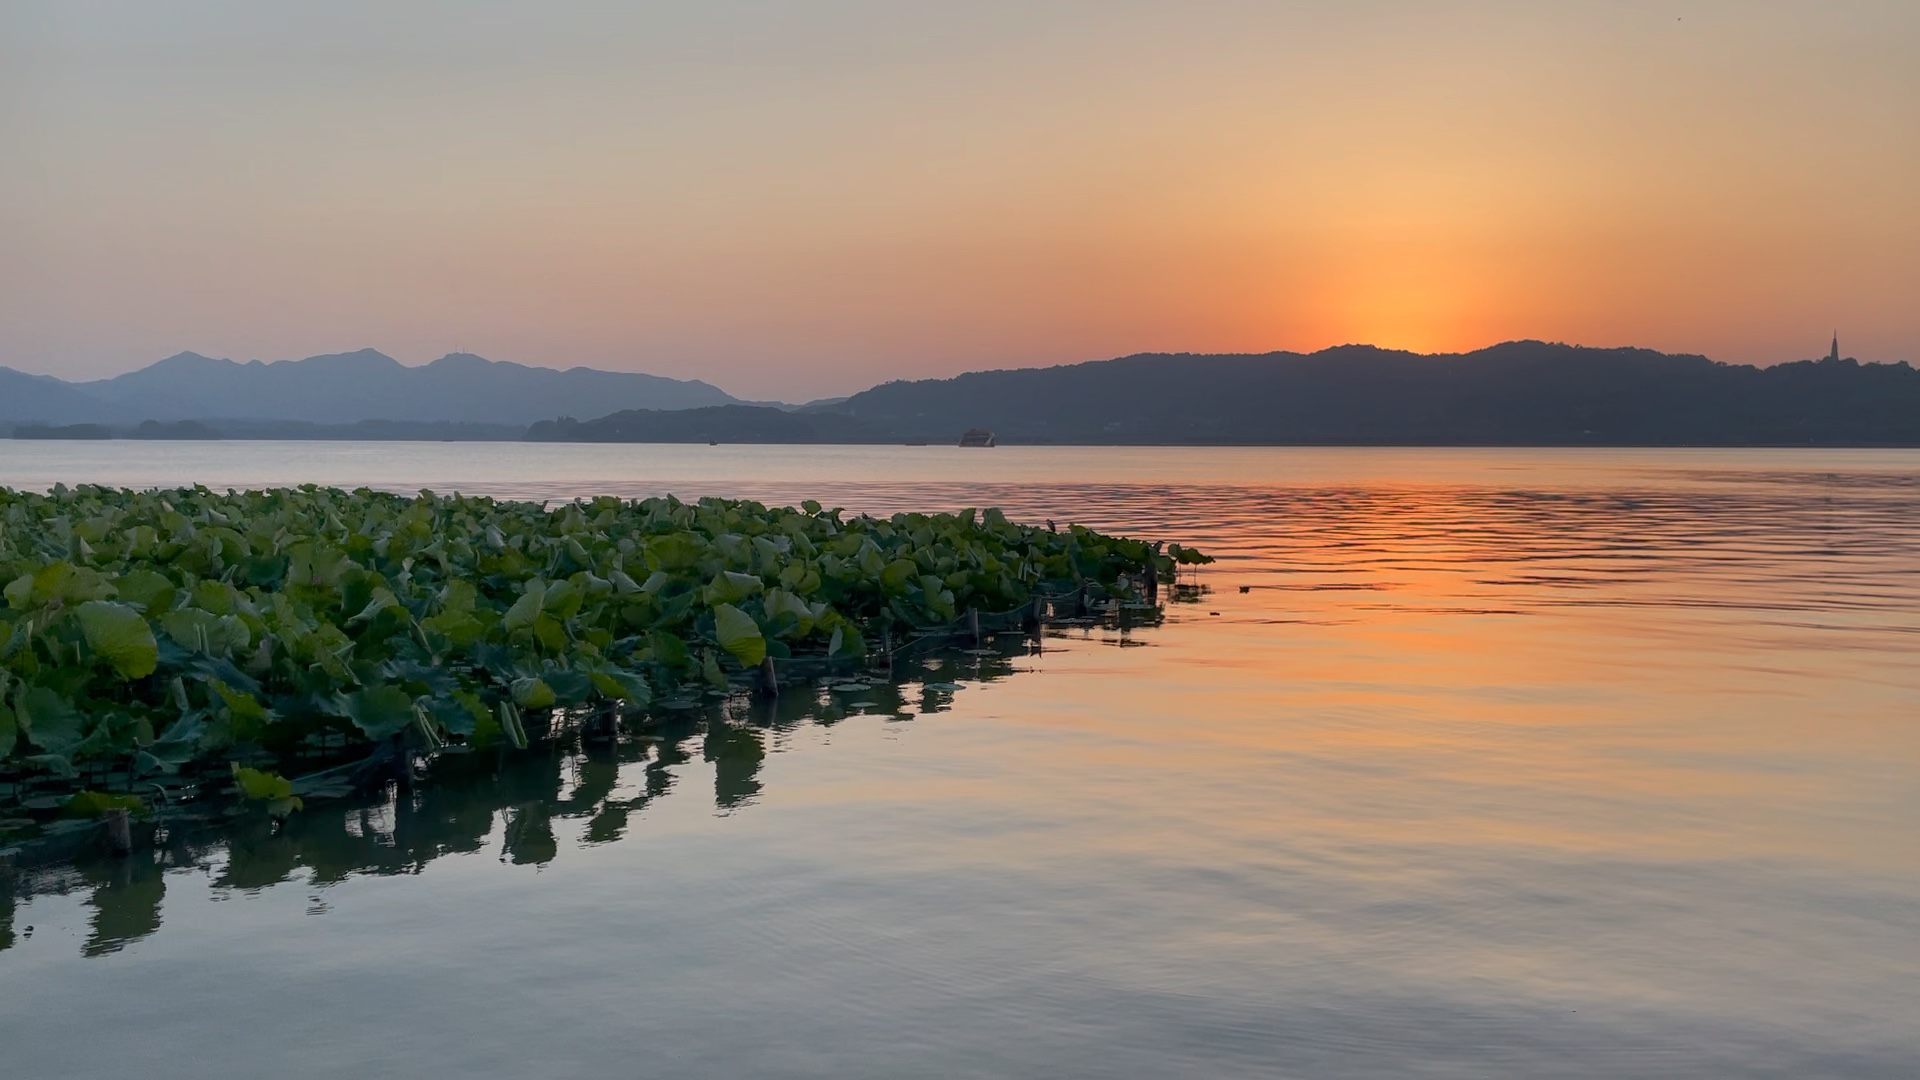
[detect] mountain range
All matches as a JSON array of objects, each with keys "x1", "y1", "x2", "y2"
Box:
[
  {"x1": 0, "y1": 349, "x2": 740, "y2": 427},
  {"x1": 808, "y1": 341, "x2": 1920, "y2": 445},
  {"x1": 7, "y1": 341, "x2": 1918, "y2": 445},
  {"x1": 537, "y1": 342, "x2": 1920, "y2": 447}
]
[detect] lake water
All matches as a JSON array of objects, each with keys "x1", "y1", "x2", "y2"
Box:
[{"x1": 3, "y1": 443, "x2": 1917, "y2": 1079}]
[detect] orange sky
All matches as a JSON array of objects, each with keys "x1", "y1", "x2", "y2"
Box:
[{"x1": 3, "y1": 1, "x2": 1915, "y2": 400}]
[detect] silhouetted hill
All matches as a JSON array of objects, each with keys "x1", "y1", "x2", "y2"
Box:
[
  {"x1": 815, "y1": 342, "x2": 1920, "y2": 445},
  {"x1": 4, "y1": 417, "x2": 527, "y2": 441},
  {"x1": 64, "y1": 349, "x2": 741, "y2": 425},
  {"x1": 526, "y1": 405, "x2": 891, "y2": 443},
  {"x1": 0, "y1": 367, "x2": 125, "y2": 426}
]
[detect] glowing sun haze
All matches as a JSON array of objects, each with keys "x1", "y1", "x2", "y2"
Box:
[{"x1": 3, "y1": 1, "x2": 1915, "y2": 400}]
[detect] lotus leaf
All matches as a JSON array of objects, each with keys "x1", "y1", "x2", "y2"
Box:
[
  {"x1": 584, "y1": 662, "x2": 651, "y2": 705},
  {"x1": 702, "y1": 650, "x2": 729, "y2": 689},
  {"x1": 704, "y1": 571, "x2": 764, "y2": 605},
  {"x1": 541, "y1": 578, "x2": 585, "y2": 619},
  {"x1": 231, "y1": 764, "x2": 303, "y2": 816},
  {"x1": 76, "y1": 600, "x2": 159, "y2": 679},
  {"x1": 502, "y1": 581, "x2": 547, "y2": 632},
  {"x1": 341, "y1": 685, "x2": 417, "y2": 739},
  {"x1": 115, "y1": 569, "x2": 178, "y2": 615},
  {"x1": 68, "y1": 790, "x2": 144, "y2": 816},
  {"x1": 648, "y1": 629, "x2": 691, "y2": 670},
  {"x1": 712, "y1": 602, "x2": 766, "y2": 667},
  {"x1": 511, "y1": 677, "x2": 557, "y2": 710},
  {"x1": 880, "y1": 558, "x2": 918, "y2": 592},
  {"x1": 495, "y1": 700, "x2": 529, "y2": 749},
  {"x1": 17, "y1": 686, "x2": 83, "y2": 755}
]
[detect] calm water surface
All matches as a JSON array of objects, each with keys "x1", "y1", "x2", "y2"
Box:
[{"x1": 2, "y1": 444, "x2": 1917, "y2": 1079}]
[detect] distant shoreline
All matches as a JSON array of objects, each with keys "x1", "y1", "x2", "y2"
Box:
[{"x1": 9, "y1": 432, "x2": 1920, "y2": 449}]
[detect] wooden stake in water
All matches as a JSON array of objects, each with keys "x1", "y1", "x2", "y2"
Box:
[
  {"x1": 1032, "y1": 590, "x2": 1049, "y2": 653},
  {"x1": 968, "y1": 607, "x2": 981, "y2": 646},
  {"x1": 759, "y1": 656, "x2": 779, "y2": 697},
  {"x1": 103, "y1": 807, "x2": 133, "y2": 856}
]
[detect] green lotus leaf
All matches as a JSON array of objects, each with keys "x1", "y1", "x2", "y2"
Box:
[
  {"x1": 495, "y1": 700, "x2": 528, "y2": 750},
  {"x1": 503, "y1": 581, "x2": 547, "y2": 631},
  {"x1": 212, "y1": 679, "x2": 274, "y2": 730},
  {"x1": 711, "y1": 602, "x2": 765, "y2": 668},
  {"x1": 532, "y1": 612, "x2": 568, "y2": 652},
  {"x1": 191, "y1": 579, "x2": 235, "y2": 615},
  {"x1": 76, "y1": 600, "x2": 160, "y2": 680},
  {"x1": 7, "y1": 561, "x2": 115, "y2": 610},
  {"x1": 431, "y1": 692, "x2": 489, "y2": 737},
  {"x1": 828, "y1": 623, "x2": 865, "y2": 661},
  {"x1": 761, "y1": 586, "x2": 816, "y2": 638},
  {"x1": 421, "y1": 606, "x2": 486, "y2": 648},
  {"x1": 17, "y1": 686, "x2": 84, "y2": 756},
  {"x1": 646, "y1": 532, "x2": 707, "y2": 571},
  {"x1": 586, "y1": 664, "x2": 652, "y2": 705},
  {"x1": 437, "y1": 579, "x2": 478, "y2": 613},
  {"x1": 159, "y1": 608, "x2": 252, "y2": 656},
  {"x1": 68, "y1": 790, "x2": 145, "y2": 817},
  {"x1": 701, "y1": 649, "x2": 729, "y2": 689},
  {"x1": 544, "y1": 670, "x2": 593, "y2": 705},
  {"x1": 703, "y1": 571, "x2": 764, "y2": 605},
  {"x1": 347, "y1": 587, "x2": 401, "y2": 624},
  {"x1": 232, "y1": 763, "x2": 296, "y2": 803},
  {"x1": 142, "y1": 713, "x2": 209, "y2": 769},
  {"x1": 511, "y1": 677, "x2": 557, "y2": 710},
  {"x1": 565, "y1": 536, "x2": 593, "y2": 568},
  {"x1": 648, "y1": 629, "x2": 691, "y2": 670},
  {"x1": 880, "y1": 558, "x2": 918, "y2": 592},
  {"x1": 286, "y1": 542, "x2": 351, "y2": 588},
  {"x1": 341, "y1": 685, "x2": 417, "y2": 740},
  {"x1": 115, "y1": 569, "x2": 178, "y2": 615},
  {"x1": 540, "y1": 578, "x2": 584, "y2": 619}
]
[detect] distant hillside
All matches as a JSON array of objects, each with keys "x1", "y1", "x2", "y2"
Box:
[
  {"x1": 1, "y1": 349, "x2": 742, "y2": 428},
  {"x1": 75, "y1": 349, "x2": 741, "y2": 424},
  {"x1": 527, "y1": 404, "x2": 891, "y2": 443},
  {"x1": 0, "y1": 367, "x2": 123, "y2": 426},
  {"x1": 816, "y1": 342, "x2": 1920, "y2": 446},
  {"x1": 3, "y1": 417, "x2": 528, "y2": 442}
]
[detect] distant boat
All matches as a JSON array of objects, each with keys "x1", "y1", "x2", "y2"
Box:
[{"x1": 957, "y1": 428, "x2": 996, "y2": 448}]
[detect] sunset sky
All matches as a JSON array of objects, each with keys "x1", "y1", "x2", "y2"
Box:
[{"x1": 3, "y1": 1, "x2": 1916, "y2": 401}]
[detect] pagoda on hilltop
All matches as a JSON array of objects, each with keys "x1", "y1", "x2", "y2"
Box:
[{"x1": 1828, "y1": 332, "x2": 1841, "y2": 363}]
